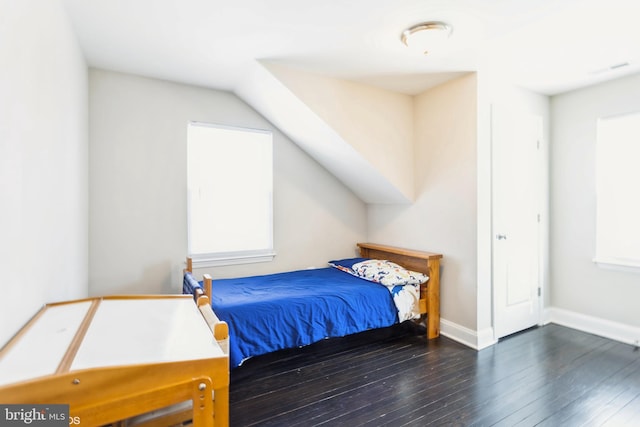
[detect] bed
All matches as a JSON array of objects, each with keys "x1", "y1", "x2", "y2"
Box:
[{"x1": 184, "y1": 242, "x2": 442, "y2": 368}]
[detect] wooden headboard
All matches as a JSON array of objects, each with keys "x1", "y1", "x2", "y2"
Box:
[{"x1": 357, "y1": 242, "x2": 442, "y2": 339}]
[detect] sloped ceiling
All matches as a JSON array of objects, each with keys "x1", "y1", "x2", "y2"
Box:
[{"x1": 236, "y1": 62, "x2": 415, "y2": 204}]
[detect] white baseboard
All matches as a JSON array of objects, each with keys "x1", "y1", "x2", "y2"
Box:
[
  {"x1": 547, "y1": 307, "x2": 640, "y2": 347},
  {"x1": 438, "y1": 309, "x2": 640, "y2": 351},
  {"x1": 440, "y1": 318, "x2": 497, "y2": 350}
]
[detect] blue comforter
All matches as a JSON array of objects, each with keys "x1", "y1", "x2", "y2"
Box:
[{"x1": 184, "y1": 267, "x2": 398, "y2": 367}]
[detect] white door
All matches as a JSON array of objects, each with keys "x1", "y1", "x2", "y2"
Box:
[{"x1": 492, "y1": 106, "x2": 542, "y2": 339}]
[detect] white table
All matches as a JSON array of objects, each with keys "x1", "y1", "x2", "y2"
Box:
[{"x1": 0, "y1": 295, "x2": 229, "y2": 426}]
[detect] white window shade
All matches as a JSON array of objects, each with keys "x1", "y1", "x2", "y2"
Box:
[
  {"x1": 187, "y1": 122, "x2": 274, "y2": 266},
  {"x1": 595, "y1": 111, "x2": 640, "y2": 269}
]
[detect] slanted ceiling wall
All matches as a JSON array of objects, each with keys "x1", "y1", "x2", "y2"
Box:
[{"x1": 236, "y1": 62, "x2": 416, "y2": 204}]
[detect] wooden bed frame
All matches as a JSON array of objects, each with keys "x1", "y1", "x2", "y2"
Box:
[{"x1": 186, "y1": 242, "x2": 442, "y2": 340}]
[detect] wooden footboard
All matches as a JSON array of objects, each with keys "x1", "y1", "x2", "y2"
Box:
[
  {"x1": 183, "y1": 264, "x2": 229, "y2": 348},
  {"x1": 197, "y1": 278, "x2": 229, "y2": 355},
  {"x1": 357, "y1": 242, "x2": 442, "y2": 339}
]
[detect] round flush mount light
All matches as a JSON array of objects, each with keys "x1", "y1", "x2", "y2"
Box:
[{"x1": 401, "y1": 21, "x2": 452, "y2": 55}]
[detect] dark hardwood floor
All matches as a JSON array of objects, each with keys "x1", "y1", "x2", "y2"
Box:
[{"x1": 229, "y1": 323, "x2": 640, "y2": 426}]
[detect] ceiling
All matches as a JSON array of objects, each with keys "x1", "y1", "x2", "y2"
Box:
[{"x1": 61, "y1": 0, "x2": 640, "y2": 96}]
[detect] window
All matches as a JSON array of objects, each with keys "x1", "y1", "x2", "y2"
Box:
[
  {"x1": 187, "y1": 122, "x2": 274, "y2": 266},
  {"x1": 595, "y1": 111, "x2": 640, "y2": 268}
]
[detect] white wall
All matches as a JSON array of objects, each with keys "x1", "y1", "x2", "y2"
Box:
[
  {"x1": 550, "y1": 73, "x2": 640, "y2": 331},
  {"x1": 0, "y1": 0, "x2": 88, "y2": 346},
  {"x1": 89, "y1": 69, "x2": 367, "y2": 295},
  {"x1": 368, "y1": 74, "x2": 479, "y2": 332}
]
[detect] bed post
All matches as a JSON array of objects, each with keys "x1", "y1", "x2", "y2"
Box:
[
  {"x1": 197, "y1": 295, "x2": 229, "y2": 344},
  {"x1": 425, "y1": 257, "x2": 440, "y2": 339},
  {"x1": 203, "y1": 273, "x2": 213, "y2": 300}
]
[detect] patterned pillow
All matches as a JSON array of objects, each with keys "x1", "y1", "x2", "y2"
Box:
[{"x1": 351, "y1": 259, "x2": 429, "y2": 287}]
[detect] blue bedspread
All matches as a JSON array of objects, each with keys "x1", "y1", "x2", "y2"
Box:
[{"x1": 184, "y1": 267, "x2": 398, "y2": 367}]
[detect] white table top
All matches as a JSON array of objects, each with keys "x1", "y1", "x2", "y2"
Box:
[{"x1": 0, "y1": 297, "x2": 224, "y2": 387}]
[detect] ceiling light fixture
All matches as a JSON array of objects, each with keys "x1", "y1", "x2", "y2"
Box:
[{"x1": 401, "y1": 21, "x2": 452, "y2": 55}]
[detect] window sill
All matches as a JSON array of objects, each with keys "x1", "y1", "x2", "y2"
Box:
[
  {"x1": 593, "y1": 257, "x2": 640, "y2": 273},
  {"x1": 191, "y1": 251, "x2": 276, "y2": 268}
]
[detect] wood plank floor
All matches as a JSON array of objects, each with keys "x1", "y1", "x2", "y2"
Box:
[{"x1": 229, "y1": 323, "x2": 640, "y2": 426}]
